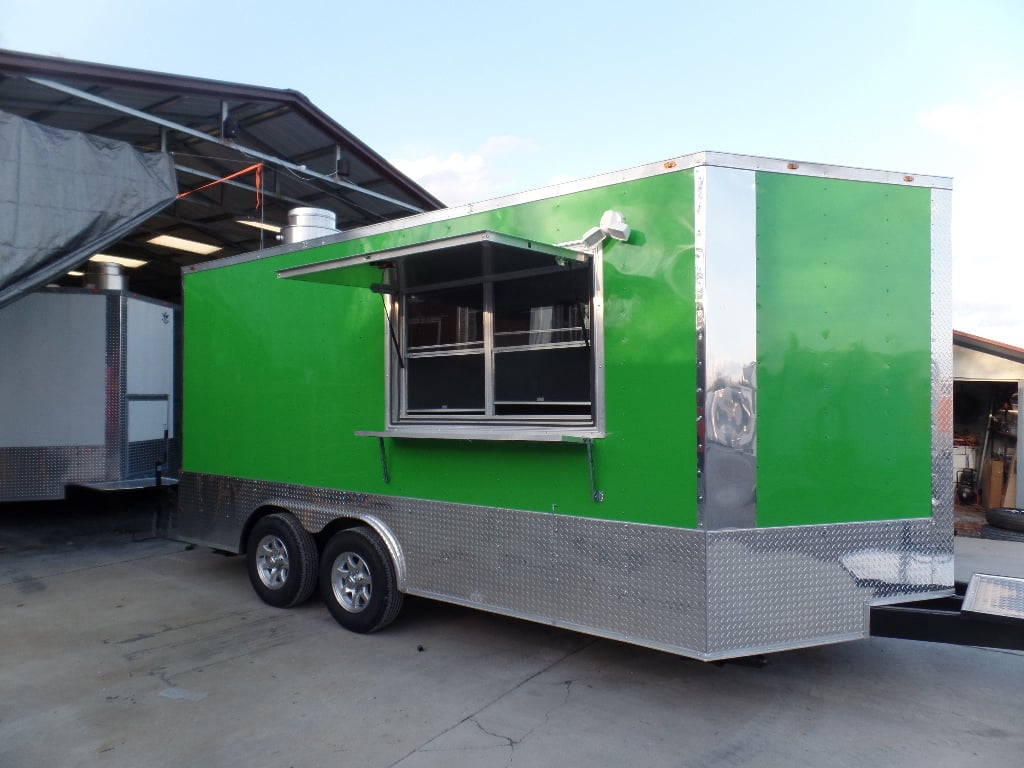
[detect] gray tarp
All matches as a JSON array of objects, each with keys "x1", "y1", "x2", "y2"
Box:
[{"x1": 0, "y1": 110, "x2": 177, "y2": 309}]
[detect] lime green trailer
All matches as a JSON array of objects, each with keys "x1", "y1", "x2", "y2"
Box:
[{"x1": 173, "y1": 151, "x2": 954, "y2": 660}]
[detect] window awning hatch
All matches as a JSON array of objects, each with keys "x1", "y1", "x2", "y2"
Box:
[{"x1": 278, "y1": 230, "x2": 589, "y2": 293}]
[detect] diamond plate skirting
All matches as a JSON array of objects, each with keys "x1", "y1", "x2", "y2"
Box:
[
  {"x1": 706, "y1": 520, "x2": 951, "y2": 656},
  {"x1": 0, "y1": 439, "x2": 180, "y2": 502},
  {"x1": 127, "y1": 438, "x2": 177, "y2": 477},
  {"x1": 0, "y1": 446, "x2": 108, "y2": 502},
  {"x1": 173, "y1": 472, "x2": 952, "y2": 660}
]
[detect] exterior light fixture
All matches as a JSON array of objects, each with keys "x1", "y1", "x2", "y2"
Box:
[
  {"x1": 557, "y1": 210, "x2": 631, "y2": 251},
  {"x1": 599, "y1": 210, "x2": 631, "y2": 241}
]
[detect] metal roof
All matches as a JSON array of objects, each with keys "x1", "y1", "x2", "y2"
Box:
[
  {"x1": 0, "y1": 48, "x2": 443, "y2": 302},
  {"x1": 954, "y1": 330, "x2": 1024, "y2": 365}
]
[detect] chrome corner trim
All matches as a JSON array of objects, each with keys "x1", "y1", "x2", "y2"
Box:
[
  {"x1": 931, "y1": 188, "x2": 954, "y2": 536},
  {"x1": 694, "y1": 166, "x2": 707, "y2": 524},
  {"x1": 699, "y1": 167, "x2": 758, "y2": 530}
]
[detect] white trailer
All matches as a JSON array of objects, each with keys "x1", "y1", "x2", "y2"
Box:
[{"x1": 0, "y1": 285, "x2": 177, "y2": 501}]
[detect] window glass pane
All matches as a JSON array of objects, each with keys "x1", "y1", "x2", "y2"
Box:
[
  {"x1": 406, "y1": 285, "x2": 483, "y2": 351},
  {"x1": 493, "y1": 268, "x2": 591, "y2": 348},
  {"x1": 407, "y1": 354, "x2": 485, "y2": 412},
  {"x1": 494, "y1": 347, "x2": 592, "y2": 415}
]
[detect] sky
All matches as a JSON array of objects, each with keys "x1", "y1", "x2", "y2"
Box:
[{"x1": 3, "y1": 0, "x2": 1023, "y2": 344}]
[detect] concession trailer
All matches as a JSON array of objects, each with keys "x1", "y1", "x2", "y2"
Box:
[{"x1": 170, "y1": 151, "x2": 1024, "y2": 660}]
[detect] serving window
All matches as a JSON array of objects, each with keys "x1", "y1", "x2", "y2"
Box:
[
  {"x1": 279, "y1": 230, "x2": 605, "y2": 440},
  {"x1": 399, "y1": 261, "x2": 595, "y2": 425}
]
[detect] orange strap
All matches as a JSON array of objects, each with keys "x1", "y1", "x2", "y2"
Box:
[{"x1": 177, "y1": 162, "x2": 263, "y2": 209}]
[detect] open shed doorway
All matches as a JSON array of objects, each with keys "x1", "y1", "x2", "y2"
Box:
[{"x1": 954, "y1": 380, "x2": 1019, "y2": 534}]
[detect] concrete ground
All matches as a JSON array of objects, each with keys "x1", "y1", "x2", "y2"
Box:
[{"x1": 1, "y1": 493, "x2": 1022, "y2": 768}]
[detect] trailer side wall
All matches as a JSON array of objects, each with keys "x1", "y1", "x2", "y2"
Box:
[{"x1": 182, "y1": 170, "x2": 700, "y2": 528}]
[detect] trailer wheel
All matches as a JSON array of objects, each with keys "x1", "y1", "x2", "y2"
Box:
[
  {"x1": 319, "y1": 526, "x2": 403, "y2": 633},
  {"x1": 246, "y1": 512, "x2": 319, "y2": 608},
  {"x1": 986, "y1": 507, "x2": 1024, "y2": 533}
]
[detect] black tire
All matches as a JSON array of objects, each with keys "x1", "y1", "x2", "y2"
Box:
[
  {"x1": 246, "y1": 512, "x2": 319, "y2": 608},
  {"x1": 985, "y1": 507, "x2": 1024, "y2": 533},
  {"x1": 319, "y1": 526, "x2": 403, "y2": 633}
]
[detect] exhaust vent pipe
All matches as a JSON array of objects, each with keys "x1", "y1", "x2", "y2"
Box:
[
  {"x1": 85, "y1": 262, "x2": 126, "y2": 291},
  {"x1": 280, "y1": 208, "x2": 339, "y2": 245}
]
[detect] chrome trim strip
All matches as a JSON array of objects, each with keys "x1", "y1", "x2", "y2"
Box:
[
  {"x1": 355, "y1": 429, "x2": 605, "y2": 442},
  {"x1": 278, "y1": 230, "x2": 586, "y2": 280},
  {"x1": 105, "y1": 293, "x2": 126, "y2": 480},
  {"x1": 702, "y1": 152, "x2": 951, "y2": 190}
]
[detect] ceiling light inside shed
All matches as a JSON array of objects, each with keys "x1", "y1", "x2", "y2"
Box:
[
  {"x1": 236, "y1": 218, "x2": 282, "y2": 233},
  {"x1": 146, "y1": 235, "x2": 221, "y2": 255},
  {"x1": 90, "y1": 254, "x2": 148, "y2": 268}
]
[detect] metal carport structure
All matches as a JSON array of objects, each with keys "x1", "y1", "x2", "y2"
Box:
[{"x1": 0, "y1": 48, "x2": 443, "y2": 303}]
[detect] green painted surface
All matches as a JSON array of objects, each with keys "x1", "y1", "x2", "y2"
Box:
[
  {"x1": 754, "y1": 174, "x2": 933, "y2": 526},
  {"x1": 183, "y1": 171, "x2": 699, "y2": 527}
]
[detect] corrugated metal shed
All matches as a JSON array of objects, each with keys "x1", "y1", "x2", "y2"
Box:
[{"x1": 0, "y1": 49, "x2": 443, "y2": 302}]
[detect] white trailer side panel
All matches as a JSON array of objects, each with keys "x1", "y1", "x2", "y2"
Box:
[{"x1": 0, "y1": 292, "x2": 106, "y2": 448}]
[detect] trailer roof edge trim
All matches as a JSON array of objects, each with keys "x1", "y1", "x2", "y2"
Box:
[{"x1": 187, "y1": 151, "x2": 952, "y2": 275}]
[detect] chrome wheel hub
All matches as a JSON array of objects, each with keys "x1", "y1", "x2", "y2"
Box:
[
  {"x1": 255, "y1": 534, "x2": 289, "y2": 590},
  {"x1": 331, "y1": 551, "x2": 372, "y2": 613}
]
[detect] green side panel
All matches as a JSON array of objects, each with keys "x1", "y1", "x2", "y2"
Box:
[
  {"x1": 755, "y1": 174, "x2": 932, "y2": 526},
  {"x1": 183, "y1": 171, "x2": 699, "y2": 527}
]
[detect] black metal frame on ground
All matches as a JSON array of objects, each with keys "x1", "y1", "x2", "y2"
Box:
[{"x1": 870, "y1": 578, "x2": 1024, "y2": 651}]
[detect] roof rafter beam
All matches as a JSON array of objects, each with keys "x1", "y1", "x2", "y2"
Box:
[
  {"x1": 175, "y1": 156, "x2": 385, "y2": 218},
  {"x1": 26, "y1": 75, "x2": 426, "y2": 214},
  {"x1": 176, "y1": 163, "x2": 312, "y2": 209},
  {"x1": 175, "y1": 164, "x2": 385, "y2": 227},
  {"x1": 233, "y1": 103, "x2": 292, "y2": 130},
  {"x1": 90, "y1": 93, "x2": 184, "y2": 135},
  {"x1": 290, "y1": 142, "x2": 343, "y2": 166}
]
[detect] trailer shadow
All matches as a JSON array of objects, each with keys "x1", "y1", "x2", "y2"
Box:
[{"x1": 0, "y1": 486, "x2": 184, "y2": 586}]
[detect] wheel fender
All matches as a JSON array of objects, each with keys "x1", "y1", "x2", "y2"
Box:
[{"x1": 350, "y1": 514, "x2": 407, "y2": 592}]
